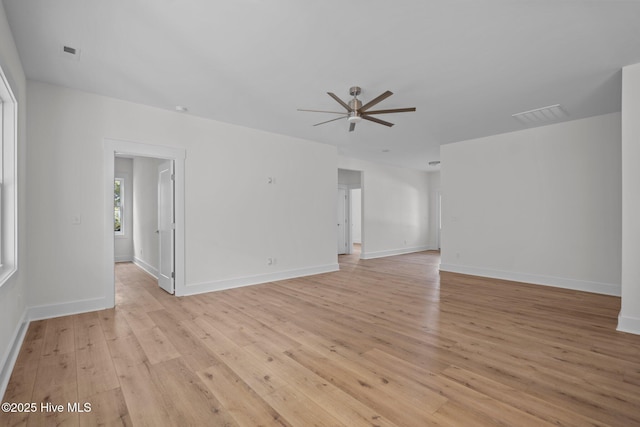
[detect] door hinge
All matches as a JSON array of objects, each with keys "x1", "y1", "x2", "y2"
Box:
[
  {"x1": 171, "y1": 223, "x2": 176, "y2": 230},
  {"x1": 171, "y1": 272, "x2": 175, "y2": 279},
  {"x1": 171, "y1": 174, "x2": 175, "y2": 181}
]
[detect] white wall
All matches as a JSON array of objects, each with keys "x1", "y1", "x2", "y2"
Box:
[
  {"x1": 441, "y1": 112, "x2": 622, "y2": 295},
  {"x1": 132, "y1": 156, "x2": 162, "y2": 276},
  {"x1": 0, "y1": 2, "x2": 28, "y2": 398},
  {"x1": 337, "y1": 156, "x2": 432, "y2": 259},
  {"x1": 619, "y1": 63, "x2": 640, "y2": 334},
  {"x1": 26, "y1": 81, "x2": 338, "y2": 312},
  {"x1": 114, "y1": 157, "x2": 133, "y2": 262},
  {"x1": 338, "y1": 169, "x2": 362, "y2": 188}
]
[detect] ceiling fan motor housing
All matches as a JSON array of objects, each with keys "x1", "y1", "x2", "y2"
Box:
[{"x1": 348, "y1": 96, "x2": 362, "y2": 123}]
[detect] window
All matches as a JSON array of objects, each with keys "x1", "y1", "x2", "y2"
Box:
[
  {"x1": 114, "y1": 177, "x2": 124, "y2": 235},
  {"x1": 0, "y1": 64, "x2": 18, "y2": 287}
]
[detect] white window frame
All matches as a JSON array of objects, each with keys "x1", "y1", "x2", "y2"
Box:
[
  {"x1": 114, "y1": 177, "x2": 125, "y2": 236},
  {"x1": 0, "y1": 64, "x2": 18, "y2": 287}
]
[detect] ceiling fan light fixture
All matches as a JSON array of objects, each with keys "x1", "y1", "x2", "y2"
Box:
[{"x1": 348, "y1": 113, "x2": 362, "y2": 123}]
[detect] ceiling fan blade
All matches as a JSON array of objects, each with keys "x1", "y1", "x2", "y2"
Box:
[
  {"x1": 363, "y1": 107, "x2": 416, "y2": 115},
  {"x1": 362, "y1": 115, "x2": 394, "y2": 127},
  {"x1": 313, "y1": 115, "x2": 348, "y2": 126},
  {"x1": 327, "y1": 92, "x2": 352, "y2": 112},
  {"x1": 359, "y1": 90, "x2": 393, "y2": 112},
  {"x1": 349, "y1": 122, "x2": 356, "y2": 132},
  {"x1": 297, "y1": 109, "x2": 348, "y2": 115}
]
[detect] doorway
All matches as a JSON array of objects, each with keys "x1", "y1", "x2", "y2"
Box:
[
  {"x1": 103, "y1": 139, "x2": 186, "y2": 307},
  {"x1": 337, "y1": 186, "x2": 348, "y2": 255},
  {"x1": 337, "y1": 168, "x2": 363, "y2": 256}
]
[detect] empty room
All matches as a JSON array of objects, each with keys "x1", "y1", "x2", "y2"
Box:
[{"x1": 1, "y1": 1, "x2": 640, "y2": 426}]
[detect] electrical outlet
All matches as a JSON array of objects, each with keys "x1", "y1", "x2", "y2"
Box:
[{"x1": 267, "y1": 257, "x2": 273, "y2": 265}]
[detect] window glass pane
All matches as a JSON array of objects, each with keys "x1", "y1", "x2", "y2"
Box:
[{"x1": 114, "y1": 178, "x2": 123, "y2": 233}]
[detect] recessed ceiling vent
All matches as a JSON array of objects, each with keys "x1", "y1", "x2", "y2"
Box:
[
  {"x1": 60, "y1": 45, "x2": 81, "y2": 60},
  {"x1": 512, "y1": 104, "x2": 568, "y2": 125}
]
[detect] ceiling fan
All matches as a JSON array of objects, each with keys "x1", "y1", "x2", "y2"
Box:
[{"x1": 298, "y1": 86, "x2": 416, "y2": 132}]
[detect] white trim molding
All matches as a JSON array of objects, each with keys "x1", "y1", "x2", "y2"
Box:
[
  {"x1": 439, "y1": 263, "x2": 621, "y2": 296},
  {"x1": 0, "y1": 310, "x2": 28, "y2": 400},
  {"x1": 183, "y1": 263, "x2": 339, "y2": 296},
  {"x1": 0, "y1": 62, "x2": 19, "y2": 288},
  {"x1": 617, "y1": 313, "x2": 640, "y2": 335},
  {"x1": 27, "y1": 297, "x2": 109, "y2": 322},
  {"x1": 133, "y1": 257, "x2": 159, "y2": 279},
  {"x1": 360, "y1": 246, "x2": 434, "y2": 260}
]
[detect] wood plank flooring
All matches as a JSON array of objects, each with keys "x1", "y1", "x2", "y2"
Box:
[{"x1": 3, "y1": 250, "x2": 640, "y2": 426}]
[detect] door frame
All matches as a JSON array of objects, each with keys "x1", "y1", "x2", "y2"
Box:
[
  {"x1": 337, "y1": 168, "x2": 364, "y2": 257},
  {"x1": 337, "y1": 185, "x2": 350, "y2": 255},
  {"x1": 157, "y1": 159, "x2": 175, "y2": 294},
  {"x1": 103, "y1": 138, "x2": 186, "y2": 306}
]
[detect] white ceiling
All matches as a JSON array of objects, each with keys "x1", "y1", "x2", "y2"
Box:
[{"x1": 4, "y1": 0, "x2": 640, "y2": 170}]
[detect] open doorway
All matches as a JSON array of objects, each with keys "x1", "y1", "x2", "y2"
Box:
[
  {"x1": 113, "y1": 155, "x2": 175, "y2": 305},
  {"x1": 350, "y1": 188, "x2": 362, "y2": 256},
  {"x1": 103, "y1": 139, "x2": 186, "y2": 308},
  {"x1": 337, "y1": 168, "x2": 363, "y2": 256}
]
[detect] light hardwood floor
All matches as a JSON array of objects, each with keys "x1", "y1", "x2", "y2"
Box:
[{"x1": 2, "y1": 251, "x2": 640, "y2": 426}]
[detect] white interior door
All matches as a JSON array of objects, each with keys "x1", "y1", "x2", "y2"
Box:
[
  {"x1": 158, "y1": 160, "x2": 175, "y2": 294},
  {"x1": 337, "y1": 188, "x2": 348, "y2": 255}
]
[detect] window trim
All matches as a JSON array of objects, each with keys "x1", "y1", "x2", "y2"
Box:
[
  {"x1": 0, "y1": 64, "x2": 18, "y2": 287},
  {"x1": 114, "y1": 176, "x2": 125, "y2": 236}
]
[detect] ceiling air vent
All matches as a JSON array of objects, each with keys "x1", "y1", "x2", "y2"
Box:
[
  {"x1": 512, "y1": 104, "x2": 568, "y2": 125},
  {"x1": 60, "y1": 45, "x2": 81, "y2": 60}
]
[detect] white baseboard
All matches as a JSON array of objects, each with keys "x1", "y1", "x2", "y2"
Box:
[
  {"x1": 115, "y1": 255, "x2": 133, "y2": 263},
  {"x1": 27, "y1": 297, "x2": 108, "y2": 321},
  {"x1": 181, "y1": 263, "x2": 339, "y2": 296},
  {"x1": 0, "y1": 310, "x2": 28, "y2": 400},
  {"x1": 361, "y1": 245, "x2": 434, "y2": 260},
  {"x1": 133, "y1": 257, "x2": 158, "y2": 279},
  {"x1": 617, "y1": 313, "x2": 640, "y2": 335},
  {"x1": 439, "y1": 263, "x2": 621, "y2": 296}
]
